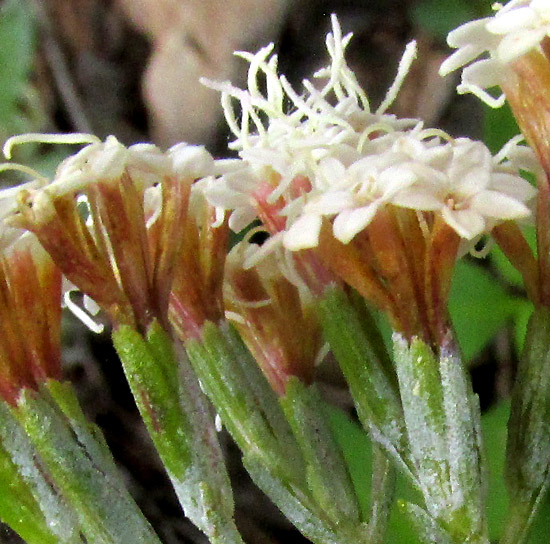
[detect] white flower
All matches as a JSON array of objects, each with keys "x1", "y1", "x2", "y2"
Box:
[
  {"x1": 392, "y1": 138, "x2": 537, "y2": 239},
  {"x1": 200, "y1": 15, "x2": 421, "y2": 231},
  {"x1": 283, "y1": 152, "x2": 418, "y2": 248},
  {"x1": 440, "y1": 0, "x2": 550, "y2": 107},
  {"x1": 283, "y1": 134, "x2": 537, "y2": 247},
  {"x1": 0, "y1": 178, "x2": 45, "y2": 253},
  {"x1": 51, "y1": 136, "x2": 171, "y2": 194},
  {"x1": 168, "y1": 143, "x2": 215, "y2": 179}
]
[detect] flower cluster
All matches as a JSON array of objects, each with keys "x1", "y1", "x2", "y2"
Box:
[
  {"x1": 0, "y1": 11, "x2": 543, "y2": 386},
  {"x1": 3, "y1": 134, "x2": 223, "y2": 335},
  {"x1": 440, "y1": 0, "x2": 550, "y2": 106},
  {"x1": 199, "y1": 15, "x2": 539, "y2": 344},
  {"x1": 203, "y1": 16, "x2": 537, "y2": 253}
]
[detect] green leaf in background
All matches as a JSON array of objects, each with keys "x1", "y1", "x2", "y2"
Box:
[
  {"x1": 449, "y1": 260, "x2": 523, "y2": 361},
  {"x1": 483, "y1": 401, "x2": 550, "y2": 543},
  {"x1": 410, "y1": 0, "x2": 476, "y2": 39},
  {"x1": 0, "y1": 0, "x2": 36, "y2": 135},
  {"x1": 327, "y1": 407, "x2": 422, "y2": 544},
  {"x1": 483, "y1": 103, "x2": 520, "y2": 154}
]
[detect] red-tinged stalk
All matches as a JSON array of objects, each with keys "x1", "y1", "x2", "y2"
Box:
[
  {"x1": 423, "y1": 216, "x2": 460, "y2": 345},
  {"x1": 536, "y1": 181, "x2": 550, "y2": 305},
  {"x1": 367, "y1": 208, "x2": 423, "y2": 341},
  {"x1": 169, "y1": 199, "x2": 228, "y2": 342},
  {"x1": 502, "y1": 50, "x2": 550, "y2": 306},
  {"x1": 395, "y1": 208, "x2": 431, "y2": 337},
  {"x1": 492, "y1": 221, "x2": 540, "y2": 304},
  {"x1": 0, "y1": 243, "x2": 62, "y2": 405},
  {"x1": 316, "y1": 221, "x2": 398, "y2": 319}
]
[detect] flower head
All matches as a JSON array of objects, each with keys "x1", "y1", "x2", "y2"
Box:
[
  {"x1": 201, "y1": 15, "x2": 421, "y2": 237},
  {"x1": 440, "y1": 0, "x2": 550, "y2": 107},
  {"x1": 224, "y1": 240, "x2": 324, "y2": 395},
  {"x1": 168, "y1": 180, "x2": 229, "y2": 342},
  {"x1": 5, "y1": 134, "x2": 214, "y2": 334},
  {"x1": 0, "y1": 182, "x2": 62, "y2": 404}
]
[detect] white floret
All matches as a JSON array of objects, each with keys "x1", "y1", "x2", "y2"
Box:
[{"x1": 440, "y1": 0, "x2": 550, "y2": 107}]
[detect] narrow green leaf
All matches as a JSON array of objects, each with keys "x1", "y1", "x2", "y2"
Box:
[
  {"x1": 318, "y1": 287, "x2": 409, "y2": 475},
  {"x1": 0, "y1": 401, "x2": 81, "y2": 543},
  {"x1": 280, "y1": 379, "x2": 360, "y2": 525},
  {"x1": 113, "y1": 323, "x2": 243, "y2": 544},
  {"x1": 112, "y1": 324, "x2": 191, "y2": 471},
  {"x1": 0, "y1": 420, "x2": 65, "y2": 544},
  {"x1": 186, "y1": 321, "x2": 304, "y2": 482},
  {"x1": 15, "y1": 389, "x2": 161, "y2": 544},
  {"x1": 242, "y1": 454, "x2": 342, "y2": 544}
]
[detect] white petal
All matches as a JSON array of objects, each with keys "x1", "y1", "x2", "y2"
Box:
[
  {"x1": 378, "y1": 165, "x2": 418, "y2": 194},
  {"x1": 486, "y1": 7, "x2": 537, "y2": 35},
  {"x1": 228, "y1": 206, "x2": 258, "y2": 232},
  {"x1": 306, "y1": 191, "x2": 355, "y2": 215},
  {"x1": 497, "y1": 28, "x2": 547, "y2": 63},
  {"x1": 442, "y1": 207, "x2": 485, "y2": 239},
  {"x1": 470, "y1": 190, "x2": 532, "y2": 219},
  {"x1": 319, "y1": 157, "x2": 347, "y2": 184},
  {"x1": 224, "y1": 169, "x2": 260, "y2": 193},
  {"x1": 206, "y1": 183, "x2": 251, "y2": 209},
  {"x1": 489, "y1": 173, "x2": 537, "y2": 201},
  {"x1": 461, "y1": 59, "x2": 502, "y2": 89},
  {"x1": 91, "y1": 141, "x2": 127, "y2": 180},
  {"x1": 169, "y1": 143, "x2": 214, "y2": 178},
  {"x1": 333, "y1": 204, "x2": 379, "y2": 244},
  {"x1": 391, "y1": 187, "x2": 443, "y2": 211},
  {"x1": 449, "y1": 141, "x2": 492, "y2": 191},
  {"x1": 447, "y1": 18, "x2": 494, "y2": 48},
  {"x1": 283, "y1": 214, "x2": 322, "y2": 250},
  {"x1": 439, "y1": 44, "x2": 484, "y2": 76}
]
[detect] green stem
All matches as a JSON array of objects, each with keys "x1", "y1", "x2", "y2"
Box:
[
  {"x1": 317, "y1": 287, "x2": 410, "y2": 477},
  {"x1": 15, "y1": 383, "x2": 161, "y2": 544},
  {"x1": 500, "y1": 500, "x2": 537, "y2": 544},
  {"x1": 367, "y1": 446, "x2": 395, "y2": 544},
  {"x1": 504, "y1": 306, "x2": 550, "y2": 544},
  {"x1": 112, "y1": 321, "x2": 244, "y2": 544}
]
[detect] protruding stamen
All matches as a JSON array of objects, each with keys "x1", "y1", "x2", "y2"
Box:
[
  {"x1": 377, "y1": 40, "x2": 418, "y2": 114},
  {"x1": 3, "y1": 132, "x2": 101, "y2": 160},
  {"x1": 63, "y1": 289, "x2": 105, "y2": 334}
]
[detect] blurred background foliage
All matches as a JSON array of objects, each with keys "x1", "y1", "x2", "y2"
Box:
[{"x1": 0, "y1": 0, "x2": 547, "y2": 542}]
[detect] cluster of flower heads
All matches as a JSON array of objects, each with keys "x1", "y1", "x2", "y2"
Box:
[
  {"x1": 0, "y1": 133, "x2": 227, "y2": 338},
  {"x1": 440, "y1": 0, "x2": 550, "y2": 106},
  {"x1": 201, "y1": 15, "x2": 539, "y2": 259},
  {"x1": 0, "y1": 10, "x2": 543, "y2": 352}
]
